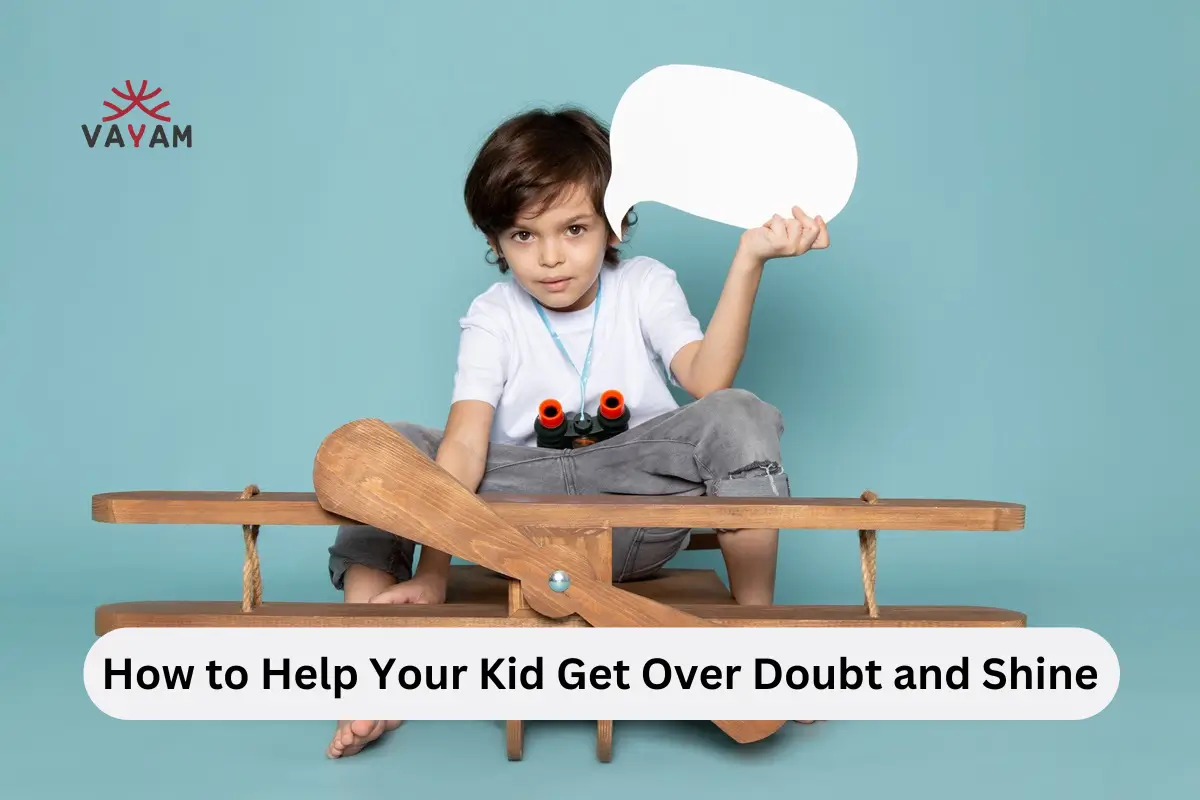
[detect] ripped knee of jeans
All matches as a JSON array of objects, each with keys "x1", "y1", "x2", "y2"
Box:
[{"x1": 708, "y1": 459, "x2": 790, "y2": 501}]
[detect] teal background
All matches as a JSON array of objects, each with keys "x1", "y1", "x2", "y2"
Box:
[{"x1": 2, "y1": 0, "x2": 1197, "y2": 796}]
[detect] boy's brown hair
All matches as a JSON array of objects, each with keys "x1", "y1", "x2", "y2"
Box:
[{"x1": 463, "y1": 105, "x2": 636, "y2": 273}]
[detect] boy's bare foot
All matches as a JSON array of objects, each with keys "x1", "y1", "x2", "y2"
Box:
[{"x1": 327, "y1": 720, "x2": 401, "y2": 758}]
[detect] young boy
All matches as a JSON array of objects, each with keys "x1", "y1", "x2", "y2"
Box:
[{"x1": 324, "y1": 105, "x2": 828, "y2": 757}]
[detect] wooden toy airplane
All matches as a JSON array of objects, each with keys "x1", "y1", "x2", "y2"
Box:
[{"x1": 91, "y1": 417, "x2": 1027, "y2": 761}]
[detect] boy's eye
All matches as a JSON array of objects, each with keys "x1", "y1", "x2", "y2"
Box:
[
  {"x1": 511, "y1": 231, "x2": 531, "y2": 241},
  {"x1": 567, "y1": 225, "x2": 585, "y2": 235}
]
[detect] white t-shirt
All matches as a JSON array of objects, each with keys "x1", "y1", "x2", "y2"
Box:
[{"x1": 450, "y1": 255, "x2": 705, "y2": 447}]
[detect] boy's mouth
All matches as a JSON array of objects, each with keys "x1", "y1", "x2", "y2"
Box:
[{"x1": 540, "y1": 277, "x2": 571, "y2": 292}]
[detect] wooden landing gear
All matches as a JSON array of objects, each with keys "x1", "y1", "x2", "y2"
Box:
[
  {"x1": 503, "y1": 720, "x2": 613, "y2": 762},
  {"x1": 597, "y1": 720, "x2": 613, "y2": 762},
  {"x1": 506, "y1": 720, "x2": 523, "y2": 760}
]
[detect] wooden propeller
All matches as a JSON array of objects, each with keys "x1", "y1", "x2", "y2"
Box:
[{"x1": 312, "y1": 418, "x2": 788, "y2": 745}]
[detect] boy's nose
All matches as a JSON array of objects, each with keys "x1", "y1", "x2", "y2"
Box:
[{"x1": 539, "y1": 244, "x2": 565, "y2": 267}]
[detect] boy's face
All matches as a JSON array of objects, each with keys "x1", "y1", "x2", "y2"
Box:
[{"x1": 492, "y1": 183, "x2": 617, "y2": 312}]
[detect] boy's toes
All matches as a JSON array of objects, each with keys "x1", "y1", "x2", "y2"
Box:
[
  {"x1": 326, "y1": 729, "x2": 344, "y2": 759},
  {"x1": 343, "y1": 720, "x2": 386, "y2": 756},
  {"x1": 327, "y1": 720, "x2": 402, "y2": 759},
  {"x1": 328, "y1": 721, "x2": 372, "y2": 758}
]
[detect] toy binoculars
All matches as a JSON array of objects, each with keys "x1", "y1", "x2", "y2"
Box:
[{"x1": 534, "y1": 389, "x2": 630, "y2": 449}]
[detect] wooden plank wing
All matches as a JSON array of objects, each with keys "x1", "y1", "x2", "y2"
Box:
[{"x1": 92, "y1": 491, "x2": 1025, "y2": 531}]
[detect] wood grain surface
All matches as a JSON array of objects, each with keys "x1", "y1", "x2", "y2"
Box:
[
  {"x1": 310, "y1": 417, "x2": 789, "y2": 745},
  {"x1": 92, "y1": 491, "x2": 1025, "y2": 531},
  {"x1": 94, "y1": 600, "x2": 1026, "y2": 632}
]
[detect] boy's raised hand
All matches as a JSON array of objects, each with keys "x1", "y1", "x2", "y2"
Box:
[{"x1": 738, "y1": 205, "x2": 829, "y2": 264}]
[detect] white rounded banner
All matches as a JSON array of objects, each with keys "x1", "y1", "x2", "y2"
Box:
[
  {"x1": 85, "y1": 626, "x2": 1118, "y2": 721},
  {"x1": 604, "y1": 64, "x2": 858, "y2": 239}
]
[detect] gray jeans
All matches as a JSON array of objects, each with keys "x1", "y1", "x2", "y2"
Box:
[{"x1": 327, "y1": 387, "x2": 790, "y2": 588}]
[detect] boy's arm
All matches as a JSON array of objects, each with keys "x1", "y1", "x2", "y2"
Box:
[
  {"x1": 670, "y1": 250, "x2": 764, "y2": 398},
  {"x1": 344, "y1": 399, "x2": 494, "y2": 604},
  {"x1": 407, "y1": 399, "x2": 496, "y2": 586},
  {"x1": 671, "y1": 207, "x2": 828, "y2": 398}
]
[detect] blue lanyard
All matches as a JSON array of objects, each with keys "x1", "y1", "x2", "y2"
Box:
[{"x1": 534, "y1": 276, "x2": 601, "y2": 421}]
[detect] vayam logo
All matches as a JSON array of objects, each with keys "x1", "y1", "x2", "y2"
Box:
[{"x1": 82, "y1": 80, "x2": 192, "y2": 149}]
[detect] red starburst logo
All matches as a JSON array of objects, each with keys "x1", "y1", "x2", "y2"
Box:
[{"x1": 102, "y1": 80, "x2": 172, "y2": 123}]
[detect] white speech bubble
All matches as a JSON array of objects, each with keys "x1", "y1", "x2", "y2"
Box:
[{"x1": 604, "y1": 64, "x2": 858, "y2": 239}]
